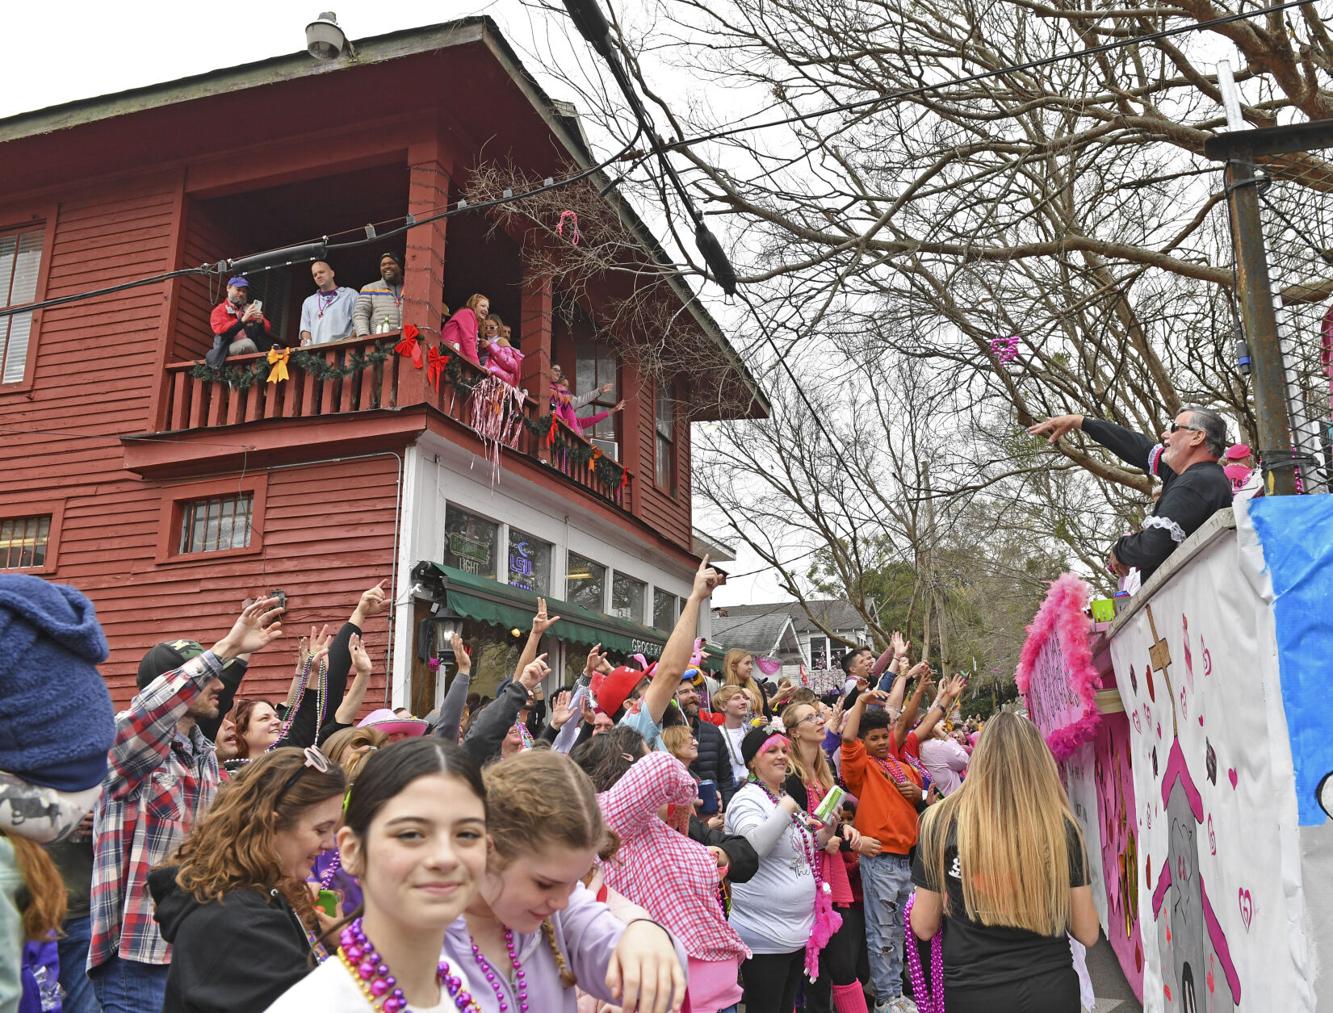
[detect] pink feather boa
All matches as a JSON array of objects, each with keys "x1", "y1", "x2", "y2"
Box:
[{"x1": 1014, "y1": 572, "x2": 1102, "y2": 761}]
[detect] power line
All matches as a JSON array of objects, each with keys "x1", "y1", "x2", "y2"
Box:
[{"x1": 3, "y1": 0, "x2": 1309, "y2": 323}]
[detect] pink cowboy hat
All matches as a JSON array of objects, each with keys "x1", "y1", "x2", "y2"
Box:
[{"x1": 357, "y1": 708, "x2": 428, "y2": 738}]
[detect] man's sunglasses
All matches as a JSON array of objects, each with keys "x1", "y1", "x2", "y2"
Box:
[
  {"x1": 275, "y1": 746, "x2": 331, "y2": 804},
  {"x1": 1168, "y1": 422, "x2": 1201, "y2": 434}
]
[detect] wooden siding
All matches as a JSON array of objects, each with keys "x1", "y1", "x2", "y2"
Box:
[
  {"x1": 173, "y1": 199, "x2": 245, "y2": 361},
  {"x1": 634, "y1": 372, "x2": 691, "y2": 548},
  {"x1": 11, "y1": 456, "x2": 399, "y2": 710}
]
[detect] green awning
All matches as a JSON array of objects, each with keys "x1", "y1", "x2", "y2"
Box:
[{"x1": 421, "y1": 563, "x2": 666, "y2": 659}]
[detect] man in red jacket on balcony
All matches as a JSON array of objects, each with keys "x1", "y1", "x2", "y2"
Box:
[{"x1": 206, "y1": 276, "x2": 275, "y2": 368}]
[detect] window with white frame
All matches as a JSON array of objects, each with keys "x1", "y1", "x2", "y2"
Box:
[
  {"x1": 444, "y1": 506, "x2": 499, "y2": 577},
  {"x1": 611, "y1": 572, "x2": 646, "y2": 622},
  {"x1": 506, "y1": 527, "x2": 552, "y2": 593},
  {"x1": 652, "y1": 589, "x2": 678, "y2": 630},
  {"x1": 654, "y1": 383, "x2": 675, "y2": 492},
  {"x1": 0, "y1": 227, "x2": 44, "y2": 384},
  {"x1": 565, "y1": 551, "x2": 607, "y2": 611},
  {"x1": 808, "y1": 635, "x2": 848, "y2": 670}
]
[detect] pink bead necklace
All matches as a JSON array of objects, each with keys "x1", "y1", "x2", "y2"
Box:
[{"x1": 337, "y1": 918, "x2": 478, "y2": 1013}]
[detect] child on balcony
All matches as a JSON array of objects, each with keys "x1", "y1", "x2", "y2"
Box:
[{"x1": 550, "y1": 363, "x2": 625, "y2": 437}]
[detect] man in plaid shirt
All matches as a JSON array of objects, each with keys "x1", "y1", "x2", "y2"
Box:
[{"x1": 86, "y1": 598, "x2": 284, "y2": 1013}]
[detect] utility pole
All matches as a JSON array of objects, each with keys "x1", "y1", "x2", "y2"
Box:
[{"x1": 1214, "y1": 61, "x2": 1301, "y2": 495}]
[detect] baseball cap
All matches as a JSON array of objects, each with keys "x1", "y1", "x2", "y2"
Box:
[
  {"x1": 226, "y1": 276, "x2": 250, "y2": 288},
  {"x1": 137, "y1": 639, "x2": 242, "y2": 690}
]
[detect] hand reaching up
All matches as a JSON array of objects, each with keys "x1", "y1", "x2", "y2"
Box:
[
  {"x1": 214, "y1": 597, "x2": 284, "y2": 659},
  {"x1": 348, "y1": 633, "x2": 373, "y2": 677},
  {"x1": 518, "y1": 653, "x2": 550, "y2": 690},
  {"x1": 531, "y1": 597, "x2": 561, "y2": 636}
]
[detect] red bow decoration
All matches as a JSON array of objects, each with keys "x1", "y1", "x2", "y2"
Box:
[
  {"x1": 618, "y1": 468, "x2": 630, "y2": 491},
  {"x1": 546, "y1": 415, "x2": 558, "y2": 447},
  {"x1": 395, "y1": 323, "x2": 423, "y2": 369},
  {"x1": 426, "y1": 346, "x2": 450, "y2": 391}
]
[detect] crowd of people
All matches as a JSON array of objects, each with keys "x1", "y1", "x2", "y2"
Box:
[{"x1": 3, "y1": 557, "x2": 1102, "y2": 1013}]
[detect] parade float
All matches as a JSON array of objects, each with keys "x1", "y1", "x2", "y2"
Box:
[{"x1": 1017, "y1": 496, "x2": 1333, "y2": 1012}]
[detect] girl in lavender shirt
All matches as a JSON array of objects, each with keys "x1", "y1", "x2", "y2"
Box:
[{"x1": 267, "y1": 743, "x2": 684, "y2": 1013}]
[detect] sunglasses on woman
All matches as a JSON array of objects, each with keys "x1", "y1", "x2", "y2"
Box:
[{"x1": 275, "y1": 746, "x2": 331, "y2": 804}]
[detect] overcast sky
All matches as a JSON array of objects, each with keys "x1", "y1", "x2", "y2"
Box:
[{"x1": 1, "y1": 0, "x2": 790, "y2": 605}]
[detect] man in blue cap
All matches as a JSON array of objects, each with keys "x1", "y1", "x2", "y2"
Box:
[{"x1": 206, "y1": 276, "x2": 274, "y2": 367}]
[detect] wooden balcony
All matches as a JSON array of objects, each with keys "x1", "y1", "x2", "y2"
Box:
[{"x1": 154, "y1": 333, "x2": 630, "y2": 510}]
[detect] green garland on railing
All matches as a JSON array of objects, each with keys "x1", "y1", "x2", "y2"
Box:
[
  {"x1": 189, "y1": 341, "x2": 397, "y2": 388},
  {"x1": 518, "y1": 413, "x2": 630, "y2": 492}
]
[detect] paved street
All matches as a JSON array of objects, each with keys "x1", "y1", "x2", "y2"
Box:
[{"x1": 1086, "y1": 933, "x2": 1142, "y2": 1012}]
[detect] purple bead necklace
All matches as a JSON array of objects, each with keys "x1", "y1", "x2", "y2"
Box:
[
  {"x1": 903, "y1": 894, "x2": 946, "y2": 1013},
  {"x1": 337, "y1": 918, "x2": 478, "y2": 1012},
  {"x1": 469, "y1": 925, "x2": 530, "y2": 1012}
]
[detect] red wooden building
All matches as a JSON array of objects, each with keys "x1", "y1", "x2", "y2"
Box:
[{"x1": 0, "y1": 17, "x2": 764, "y2": 714}]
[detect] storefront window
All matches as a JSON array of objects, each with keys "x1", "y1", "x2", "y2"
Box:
[
  {"x1": 467, "y1": 625, "x2": 523, "y2": 700},
  {"x1": 507, "y1": 528, "x2": 552, "y2": 593},
  {"x1": 566, "y1": 551, "x2": 606, "y2": 611},
  {"x1": 611, "y1": 572, "x2": 647, "y2": 622},
  {"x1": 444, "y1": 507, "x2": 498, "y2": 578},
  {"x1": 653, "y1": 589, "x2": 678, "y2": 630}
]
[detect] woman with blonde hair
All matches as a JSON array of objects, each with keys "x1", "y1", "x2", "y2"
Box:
[
  {"x1": 780, "y1": 701, "x2": 868, "y2": 1013},
  {"x1": 322, "y1": 726, "x2": 386, "y2": 784},
  {"x1": 721, "y1": 649, "x2": 770, "y2": 719},
  {"x1": 908, "y1": 711, "x2": 1099, "y2": 1012},
  {"x1": 149, "y1": 747, "x2": 346, "y2": 1012}
]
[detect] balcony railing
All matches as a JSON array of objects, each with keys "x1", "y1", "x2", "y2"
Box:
[{"x1": 160, "y1": 334, "x2": 630, "y2": 510}]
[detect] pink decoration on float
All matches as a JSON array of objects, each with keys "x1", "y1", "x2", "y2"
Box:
[
  {"x1": 1015, "y1": 572, "x2": 1103, "y2": 760},
  {"x1": 755, "y1": 656, "x2": 783, "y2": 677}
]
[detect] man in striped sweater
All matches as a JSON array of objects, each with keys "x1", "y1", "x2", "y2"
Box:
[{"x1": 352, "y1": 252, "x2": 405, "y2": 336}]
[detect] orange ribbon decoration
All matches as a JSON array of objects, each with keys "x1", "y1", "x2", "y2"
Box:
[
  {"x1": 266, "y1": 347, "x2": 291, "y2": 384},
  {"x1": 588, "y1": 446, "x2": 602, "y2": 473},
  {"x1": 426, "y1": 347, "x2": 450, "y2": 391}
]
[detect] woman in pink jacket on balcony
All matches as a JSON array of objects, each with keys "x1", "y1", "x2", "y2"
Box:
[
  {"x1": 550, "y1": 363, "x2": 625, "y2": 437},
  {"x1": 485, "y1": 314, "x2": 526, "y2": 387},
  {"x1": 441, "y1": 293, "x2": 490, "y2": 365}
]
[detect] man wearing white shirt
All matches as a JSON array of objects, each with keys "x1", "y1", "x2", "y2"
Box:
[
  {"x1": 714, "y1": 685, "x2": 752, "y2": 787},
  {"x1": 299, "y1": 260, "x2": 358, "y2": 345}
]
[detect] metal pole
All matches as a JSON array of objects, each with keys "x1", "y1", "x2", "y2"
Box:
[{"x1": 1217, "y1": 61, "x2": 1301, "y2": 495}]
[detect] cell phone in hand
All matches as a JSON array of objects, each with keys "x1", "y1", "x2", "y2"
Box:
[
  {"x1": 264, "y1": 589, "x2": 287, "y2": 626},
  {"x1": 250, "y1": 300, "x2": 263, "y2": 314},
  {"x1": 316, "y1": 889, "x2": 338, "y2": 918}
]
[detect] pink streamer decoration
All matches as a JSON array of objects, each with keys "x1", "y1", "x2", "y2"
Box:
[
  {"x1": 1014, "y1": 572, "x2": 1103, "y2": 761},
  {"x1": 467, "y1": 375, "x2": 529, "y2": 486},
  {"x1": 556, "y1": 210, "x2": 581, "y2": 245},
  {"x1": 989, "y1": 334, "x2": 1020, "y2": 364},
  {"x1": 755, "y1": 656, "x2": 783, "y2": 676}
]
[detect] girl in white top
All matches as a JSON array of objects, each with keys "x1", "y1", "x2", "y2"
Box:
[{"x1": 725, "y1": 727, "x2": 832, "y2": 1012}]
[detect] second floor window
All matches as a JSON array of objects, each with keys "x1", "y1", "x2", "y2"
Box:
[
  {"x1": 575, "y1": 339, "x2": 619, "y2": 444},
  {"x1": 655, "y1": 383, "x2": 676, "y2": 492},
  {"x1": 0, "y1": 514, "x2": 51, "y2": 569},
  {"x1": 179, "y1": 493, "x2": 253, "y2": 554},
  {"x1": 0, "y1": 227, "x2": 44, "y2": 384}
]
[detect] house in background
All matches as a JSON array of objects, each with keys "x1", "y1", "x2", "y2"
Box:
[
  {"x1": 709, "y1": 605, "x2": 805, "y2": 681},
  {"x1": 712, "y1": 598, "x2": 875, "y2": 681},
  {"x1": 0, "y1": 17, "x2": 765, "y2": 714}
]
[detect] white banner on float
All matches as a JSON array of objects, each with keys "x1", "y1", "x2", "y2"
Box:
[{"x1": 1109, "y1": 527, "x2": 1313, "y2": 1012}]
